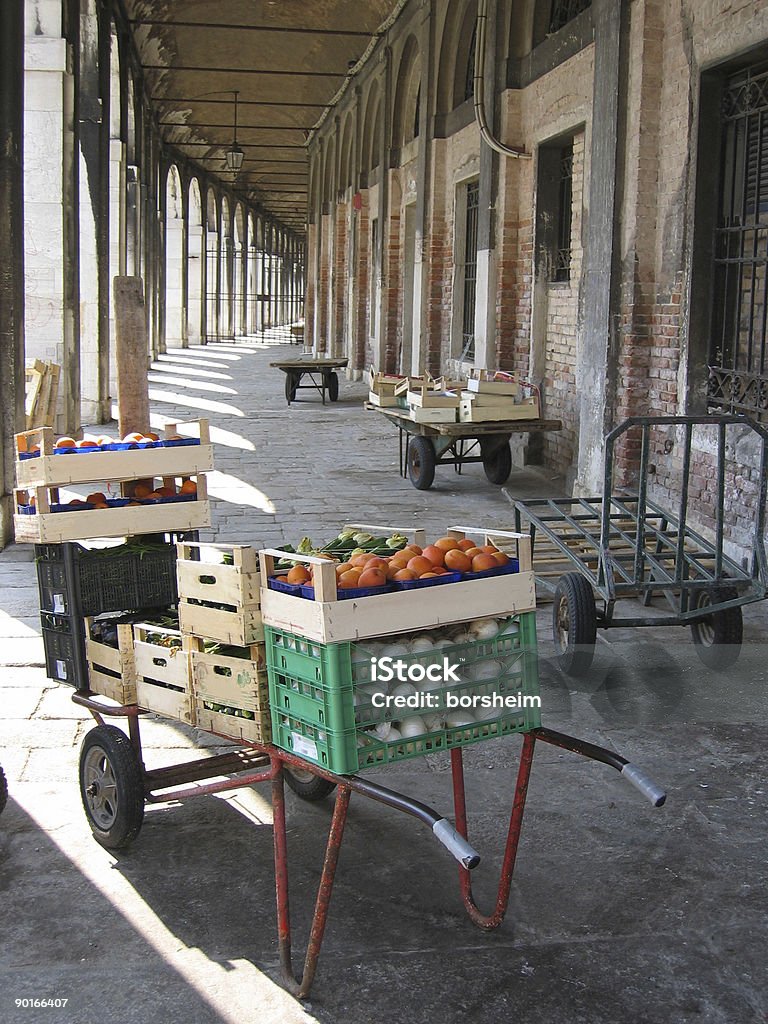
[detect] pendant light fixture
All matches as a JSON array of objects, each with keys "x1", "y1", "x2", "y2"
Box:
[{"x1": 225, "y1": 90, "x2": 244, "y2": 173}]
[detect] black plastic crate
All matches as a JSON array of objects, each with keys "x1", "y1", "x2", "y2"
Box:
[
  {"x1": 41, "y1": 612, "x2": 85, "y2": 686},
  {"x1": 35, "y1": 541, "x2": 178, "y2": 617}
]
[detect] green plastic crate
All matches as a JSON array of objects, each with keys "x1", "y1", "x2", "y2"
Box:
[{"x1": 267, "y1": 613, "x2": 541, "y2": 773}]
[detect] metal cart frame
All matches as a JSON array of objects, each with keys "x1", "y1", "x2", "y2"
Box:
[
  {"x1": 509, "y1": 415, "x2": 768, "y2": 673},
  {"x1": 71, "y1": 690, "x2": 664, "y2": 1000},
  {"x1": 271, "y1": 358, "x2": 349, "y2": 405}
]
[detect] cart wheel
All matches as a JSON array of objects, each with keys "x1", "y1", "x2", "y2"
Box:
[
  {"x1": 407, "y1": 436, "x2": 436, "y2": 490},
  {"x1": 481, "y1": 436, "x2": 512, "y2": 485},
  {"x1": 284, "y1": 765, "x2": 337, "y2": 802},
  {"x1": 285, "y1": 372, "x2": 297, "y2": 404},
  {"x1": 553, "y1": 573, "x2": 597, "y2": 677},
  {"x1": 327, "y1": 371, "x2": 339, "y2": 402},
  {"x1": 690, "y1": 588, "x2": 743, "y2": 670},
  {"x1": 79, "y1": 725, "x2": 145, "y2": 849},
  {"x1": 0, "y1": 765, "x2": 7, "y2": 815}
]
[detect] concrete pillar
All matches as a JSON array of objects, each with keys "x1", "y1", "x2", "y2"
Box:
[
  {"x1": 574, "y1": 0, "x2": 629, "y2": 494},
  {"x1": 0, "y1": 0, "x2": 25, "y2": 547}
]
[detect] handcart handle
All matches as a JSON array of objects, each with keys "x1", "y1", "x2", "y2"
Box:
[
  {"x1": 620, "y1": 764, "x2": 667, "y2": 807},
  {"x1": 432, "y1": 819, "x2": 481, "y2": 869}
]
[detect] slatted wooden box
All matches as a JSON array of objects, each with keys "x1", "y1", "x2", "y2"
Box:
[
  {"x1": 133, "y1": 623, "x2": 194, "y2": 726},
  {"x1": 84, "y1": 617, "x2": 137, "y2": 705},
  {"x1": 190, "y1": 638, "x2": 271, "y2": 744},
  {"x1": 177, "y1": 542, "x2": 263, "y2": 645}
]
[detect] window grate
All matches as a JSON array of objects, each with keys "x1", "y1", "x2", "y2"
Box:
[
  {"x1": 554, "y1": 146, "x2": 573, "y2": 282},
  {"x1": 460, "y1": 181, "x2": 479, "y2": 362},
  {"x1": 549, "y1": 0, "x2": 591, "y2": 35},
  {"x1": 709, "y1": 65, "x2": 768, "y2": 419},
  {"x1": 463, "y1": 23, "x2": 477, "y2": 103}
]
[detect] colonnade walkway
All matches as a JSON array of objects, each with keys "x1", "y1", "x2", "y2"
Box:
[{"x1": 0, "y1": 333, "x2": 764, "y2": 1023}]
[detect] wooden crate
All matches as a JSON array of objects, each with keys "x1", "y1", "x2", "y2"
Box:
[
  {"x1": 190, "y1": 637, "x2": 271, "y2": 744},
  {"x1": 177, "y1": 542, "x2": 263, "y2": 645},
  {"x1": 258, "y1": 528, "x2": 535, "y2": 644},
  {"x1": 85, "y1": 618, "x2": 137, "y2": 705},
  {"x1": 133, "y1": 623, "x2": 194, "y2": 725},
  {"x1": 458, "y1": 396, "x2": 540, "y2": 423},
  {"x1": 25, "y1": 359, "x2": 60, "y2": 429},
  {"x1": 14, "y1": 490, "x2": 211, "y2": 544},
  {"x1": 466, "y1": 370, "x2": 519, "y2": 396},
  {"x1": 15, "y1": 418, "x2": 214, "y2": 489}
]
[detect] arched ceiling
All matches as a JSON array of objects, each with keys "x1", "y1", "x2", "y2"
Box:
[{"x1": 124, "y1": 1, "x2": 401, "y2": 235}]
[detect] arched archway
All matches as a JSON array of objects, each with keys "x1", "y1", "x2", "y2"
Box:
[
  {"x1": 233, "y1": 204, "x2": 245, "y2": 336},
  {"x1": 436, "y1": 0, "x2": 478, "y2": 115},
  {"x1": 361, "y1": 81, "x2": 382, "y2": 176},
  {"x1": 187, "y1": 178, "x2": 204, "y2": 344},
  {"x1": 219, "y1": 196, "x2": 232, "y2": 338},
  {"x1": 392, "y1": 36, "x2": 422, "y2": 150},
  {"x1": 164, "y1": 164, "x2": 185, "y2": 348},
  {"x1": 205, "y1": 189, "x2": 219, "y2": 340}
]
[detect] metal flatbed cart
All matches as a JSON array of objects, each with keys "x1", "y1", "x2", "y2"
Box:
[
  {"x1": 271, "y1": 357, "x2": 349, "y2": 405},
  {"x1": 366, "y1": 402, "x2": 562, "y2": 489},
  {"x1": 508, "y1": 415, "x2": 768, "y2": 676},
  {"x1": 72, "y1": 690, "x2": 665, "y2": 1000}
]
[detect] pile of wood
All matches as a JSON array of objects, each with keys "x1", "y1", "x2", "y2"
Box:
[{"x1": 24, "y1": 359, "x2": 60, "y2": 430}]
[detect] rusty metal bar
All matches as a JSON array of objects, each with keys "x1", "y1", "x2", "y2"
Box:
[
  {"x1": 144, "y1": 764, "x2": 275, "y2": 803},
  {"x1": 450, "y1": 734, "x2": 536, "y2": 931}
]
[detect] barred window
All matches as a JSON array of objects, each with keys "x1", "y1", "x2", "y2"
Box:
[
  {"x1": 456, "y1": 181, "x2": 479, "y2": 362},
  {"x1": 708, "y1": 64, "x2": 768, "y2": 418},
  {"x1": 549, "y1": 0, "x2": 592, "y2": 35},
  {"x1": 554, "y1": 145, "x2": 574, "y2": 282}
]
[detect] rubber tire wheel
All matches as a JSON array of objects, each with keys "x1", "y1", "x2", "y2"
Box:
[
  {"x1": 407, "y1": 436, "x2": 436, "y2": 490},
  {"x1": 0, "y1": 765, "x2": 7, "y2": 815},
  {"x1": 327, "y1": 372, "x2": 339, "y2": 402},
  {"x1": 285, "y1": 372, "x2": 297, "y2": 404},
  {"x1": 553, "y1": 572, "x2": 597, "y2": 677},
  {"x1": 690, "y1": 588, "x2": 743, "y2": 670},
  {"x1": 79, "y1": 725, "x2": 145, "y2": 849},
  {"x1": 284, "y1": 766, "x2": 337, "y2": 802},
  {"x1": 481, "y1": 436, "x2": 513, "y2": 485}
]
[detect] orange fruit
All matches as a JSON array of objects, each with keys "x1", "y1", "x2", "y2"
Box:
[
  {"x1": 481, "y1": 543, "x2": 500, "y2": 554},
  {"x1": 419, "y1": 572, "x2": 439, "y2": 579},
  {"x1": 407, "y1": 555, "x2": 434, "y2": 576},
  {"x1": 133, "y1": 483, "x2": 152, "y2": 498},
  {"x1": 29, "y1": 444, "x2": 40, "y2": 454},
  {"x1": 493, "y1": 551, "x2": 510, "y2": 566},
  {"x1": 431, "y1": 566, "x2": 449, "y2": 575},
  {"x1": 402, "y1": 544, "x2": 423, "y2": 557},
  {"x1": 179, "y1": 480, "x2": 197, "y2": 495},
  {"x1": 393, "y1": 568, "x2": 417, "y2": 581},
  {"x1": 472, "y1": 553, "x2": 498, "y2": 572},
  {"x1": 388, "y1": 554, "x2": 409, "y2": 569},
  {"x1": 358, "y1": 567, "x2": 387, "y2": 588},
  {"x1": 444, "y1": 549, "x2": 472, "y2": 572},
  {"x1": 338, "y1": 568, "x2": 363, "y2": 587},
  {"x1": 364, "y1": 556, "x2": 389, "y2": 571},
  {"x1": 434, "y1": 537, "x2": 460, "y2": 552},
  {"x1": 384, "y1": 561, "x2": 404, "y2": 580},
  {"x1": 86, "y1": 492, "x2": 107, "y2": 505},
  {"x1": 96, "y1": 435, "x2": 113, "y2": 446},
  {"x1": 286, "y1": 565, "x2": 311, "y2": 585},
  {"x1": 123, "y1": 432, "x2": 145, "y2": 443},
  {"x1": 54, "y1": 437, "x2": 76, "y2": 449},
  {"x1": 145, "y1": 432, "x2": 160, "y2": 441},
  {"x1": 92, "y1": 502, "x2": 109, "y2": 510},
  {"x1": 145, "y1": 491, "x2": 162, "y2": 500},
  {"x1": 350, "y1": 553, "x2": 374, "y2": 567},
  {"x1": 335, "y1": 561, "x2": 354, "y2": 576},
  {"x1": 77, "y1": 439, "x2": 98, "y2": 448},
  {"x1": 422, "y1": 545, "x2": 446, "y2": 567},
  {"x1": 464, "y1": 546, "x2": 484, "y2": 559},
  {"x1": 68, "y1": 499, "x2": 83, "y2": 506},
  {"x1": 457, "y1": 538, "x2": 475, "y2": 551}
]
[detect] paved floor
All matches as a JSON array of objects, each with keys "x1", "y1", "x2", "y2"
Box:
[{"x1": 1, "y1": 334, "x2": 766, "y2": 1024}]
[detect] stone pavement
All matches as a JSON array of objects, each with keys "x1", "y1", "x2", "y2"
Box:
[{"x1": 1, "y1": 335, "x2": 766, "y2": 1024}]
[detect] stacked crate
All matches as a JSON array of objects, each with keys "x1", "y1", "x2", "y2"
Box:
[
  {"x1": 259, "y1": 526, "x2": 539, "y2": 773},
  {"x1": 176, "y1": 543, "x2": 271, "y2": 743}
]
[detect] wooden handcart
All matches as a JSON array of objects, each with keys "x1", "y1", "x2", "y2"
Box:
[{"x1": 271, "y1": 357, "x2": 349, "y2": 405}]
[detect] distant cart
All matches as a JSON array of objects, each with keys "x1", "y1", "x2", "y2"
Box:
[
  {"x1": 367, "y1": 402, "x2": 562, "y2": 489},
  {"x1": 271, "y1": 357, "x2": 348, "y2": 405},
  {"x1": 508, "y1": 415, "x2": 768, "y2": 676}
]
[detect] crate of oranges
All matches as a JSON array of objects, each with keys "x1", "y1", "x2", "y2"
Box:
[{"x1": 259, "y1": 526, "x2": 535, "y2": 644}]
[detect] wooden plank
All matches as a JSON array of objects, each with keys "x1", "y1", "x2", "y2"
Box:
[
  {"x1": 136, "y1": 680, "x2": 195, "y2": 726},
  {"x1": 178, "y1": 600, "x2": 264, "y2": 646},
  {"x1": 15, "y1": 441, "x2": 215, "y2": 488},
  {"x1": 176, "y1": 556, "x2": 260, "y2": 608},
  {"x1": 133, "y1": 624, "x2": 191, "y2": 690},
  {"x1": 87, "y1": 668, "x2": 137, "y2": 705},
  {"x1": 191, "y1": 648, "x2": 268, "y2": 711},
  {"x1": 14, "y1": 498, "x2": 211, "y2": 544},
  {"x1": 258, "y1": 566, "x2": 536, "y2": 644},
  {"x1": 195, "y1": 706, "x2": 270, "y2": 744}
]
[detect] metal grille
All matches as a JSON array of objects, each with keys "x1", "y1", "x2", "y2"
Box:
[
  {"x1": 708, "y1": 65, "x2": 768, "y2": 418},
  {"x1": 549, "y1": 0, "x2": 591, "y2": 34},
  {"x1": 554, "y1": 147, "x2": 573, "y2": 282},
  {"x1": 463, "y1": 23, "x2": 477, "y2": 103},
  {"x1": 460, "y1": 181, "x2": 479, "y2": 362}
]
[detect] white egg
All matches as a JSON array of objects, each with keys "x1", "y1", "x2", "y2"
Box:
[
  {"x1": 423, "y1": 713, "x2": 444, "y2": 731},
  {"x1": 373, "y1": 721, "x2": 393, "y2": 740},
  {"x1": 399, "y1": 716, "x2": 427, "y2": 737},
  {"x1": 381, "y1": 642, "x2": 410, "y2": 658},
  {"x1": 471, "y1": 660, "x2": 503, "y2": 681},
  {"x1": 470, "y1": 618, "x2": 499, "y2": 640},
  {"x1": 445, "y1": 711, "x2": 475, "y2": 728},
  {"x1": 387, "y1": 726, "x2": 402, "y2": 740},
  {"x1": 390, "y1": 682, "x2": 417, "y2": 698},
  {"x1": 409, "y1": 636, "x2": 434, "y2": 653}
]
